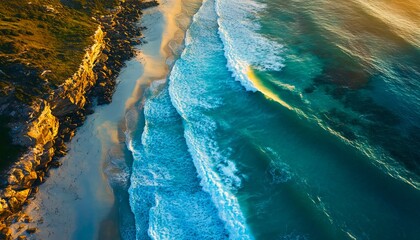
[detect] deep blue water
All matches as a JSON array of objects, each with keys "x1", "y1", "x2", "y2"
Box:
[{"x1": 127, "y1": 0, "x2": 420, "y2": 239}]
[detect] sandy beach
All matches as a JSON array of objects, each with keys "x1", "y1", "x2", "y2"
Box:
[
  {"x1": 10, "y1": 0, "x2": 201, "y2": 239},
  {"x1": 12, "y1": 57, "x2": 145, "y2": 240}
]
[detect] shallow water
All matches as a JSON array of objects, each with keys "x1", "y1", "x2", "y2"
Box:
[{"x1": 127, "y1": 0, "x2": 420, "y2": 239}]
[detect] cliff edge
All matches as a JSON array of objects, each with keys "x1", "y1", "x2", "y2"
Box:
[{"x1": 0, "y1": 0, "x2": 158, "y2": 238}]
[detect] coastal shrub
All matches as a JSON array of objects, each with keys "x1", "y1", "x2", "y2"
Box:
[
  {"x1": 0, "y1": 116, "x2": 25, "y2": 171},
  {"x1": 17, "y1": 29, "x2": 34, "y2": 35},
  {"x1": 14, "y1": 13, "x2": 27, "y2": 19},
  {"x1": 0, "y1": 29, "x2": 19, "y2": 36},
  {"x1": 0, "y1": 41, "x2": 19, "y2": 54},
  {"x1": 1, "y1": 17, "x2": 18, "y2": 22}
]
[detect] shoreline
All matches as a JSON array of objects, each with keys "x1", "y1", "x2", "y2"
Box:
[
  {"x1": 10, "y1": 0, "x2": 202, "y2": 239},
  {"x1": 1, "y1": 0, "x2": 157, "y2": 238},
  {"x1": 10, "y1": 56, "x2": 146, "y2": 240}
]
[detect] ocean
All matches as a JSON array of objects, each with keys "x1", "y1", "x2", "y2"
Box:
[{"x1": 126, "y1": 0, "x2": 420, "y2": 239}]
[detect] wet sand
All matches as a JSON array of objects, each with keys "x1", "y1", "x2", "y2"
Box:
[{"x1": 10, "y1": 0, "x2": 202, "y2": 239}]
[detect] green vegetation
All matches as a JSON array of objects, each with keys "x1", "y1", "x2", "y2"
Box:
[
  {"x1": 0, "y1": 0, "x2": 117, "y2": 85},
  {"x1": 0, "y1": 0, "x2": 94, "y2": 85},
  {"x1": 0, "y1": 0, "x2": 118, "y2": 171}
]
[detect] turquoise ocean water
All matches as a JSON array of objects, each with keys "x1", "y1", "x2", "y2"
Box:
[{"x1": 127, "y1": 0, "x2": 420, "y2": 239}]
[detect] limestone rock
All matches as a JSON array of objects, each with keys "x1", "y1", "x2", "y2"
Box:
[
  {"x1": 7, "y1": 197, "x2": 20, "y2": 212},
  {"x1": 0, "y1": 226, "x2": 12, "y2": 240},
  {"x1": 14, "y1": 189, "x2": 30, "y2": 204}
]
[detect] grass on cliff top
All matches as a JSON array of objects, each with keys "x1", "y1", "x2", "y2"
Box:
[
  {"x1": 0, "y1": 0, "x2": 116, "y2": 85},
  {"x1": 0, "y1": 0, "x2": 117, "y2": 171}
]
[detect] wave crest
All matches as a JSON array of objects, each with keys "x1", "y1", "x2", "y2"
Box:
[{"x1": 215, "y1": 0, "x2": 285, "y2": 91}]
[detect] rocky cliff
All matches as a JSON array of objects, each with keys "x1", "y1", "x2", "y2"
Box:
[
  {"x1": 0, "y1": 1, "x2": 158, "y2": 238},
  {"x1": 0, "y1": 27, "x2": 104, "y2": 239},
  {"x1": 51, "y1": 27, "x2": 105, "y2": 117}
]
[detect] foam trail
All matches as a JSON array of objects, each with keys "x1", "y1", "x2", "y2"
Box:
[
  {"x1": 214, "y1": 0, "x2": 420, "y2": 190},
  {"x1": 128, "y1": 85, "x2": 227, "y2": 239},
  {"x1": 168, "y1": 0, "x2": 253, "y2": 238},
  {"x1": 215, "y1": 0, "x2": 285, "y2": 91}
]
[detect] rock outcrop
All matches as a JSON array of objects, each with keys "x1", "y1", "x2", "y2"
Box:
[
  {"x1": 51, "y1": 27, "x2": 106, "y2": 117},
  {"x1": 0, "y1": 1, "x2": 159, "y2": 238}
]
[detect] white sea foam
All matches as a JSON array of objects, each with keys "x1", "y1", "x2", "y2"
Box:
[
  {"x1": 168, "y1": 0, "x2": 253, "y2": 238},
  {"x1": 129, "y1": 88, "x2": 227, "y2": 239},
  {"x1": 170, "y1": 64, "x2": 252, "y2": 238},
  {"x1": 182, "y1": 128, "x2": 251, "y2": 239},
  {"x1": 104, "y1": 157, "x2": 131, "y2": 188},
  {"x1": 215, "y1": 0, "x2": 285, "y2": 91},
  {"x1": 260, "y1": 147, "x2": 293, "y2": 184}
]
